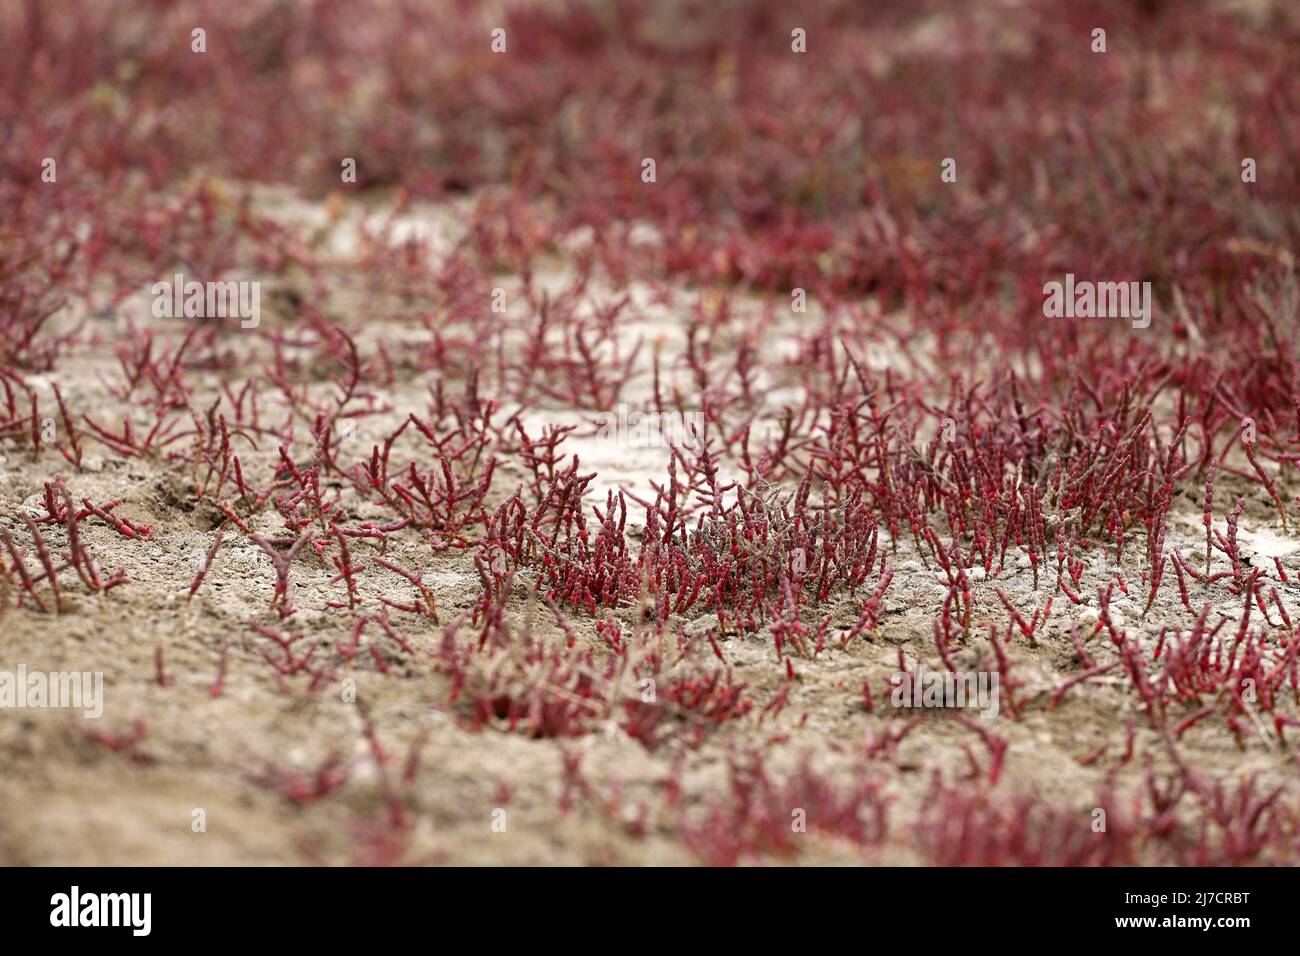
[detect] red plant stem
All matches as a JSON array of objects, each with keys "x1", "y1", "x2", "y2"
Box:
[
  {"x1": 1049, "y1": 662, "x2": 1119, "y2": 711},
  {"x1": 188, "y1": 530, "x2": 224, "y2": 600},
  {"x1": 21, "y1": 516, "x2": 62, "y2": 612},
  {"x1": 155, "y1": 644, "x2": 171, "y2": 687},
  {"x1": 210, "y1": 644, "x2": 229, "y2": 698}
]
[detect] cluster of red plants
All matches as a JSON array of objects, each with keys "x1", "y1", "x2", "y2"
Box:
[{"x1": 4, "y1": 0, "x2": 1300, "y2": 864}]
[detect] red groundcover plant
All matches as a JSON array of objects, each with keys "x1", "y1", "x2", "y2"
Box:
[{"x1": 2, "y1": 0, "x2": 1300, "y2": 866}]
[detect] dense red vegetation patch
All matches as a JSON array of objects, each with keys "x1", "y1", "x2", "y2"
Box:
[{"x1": 3, "y1": 0, "x2": 1300, "y2": 864}]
